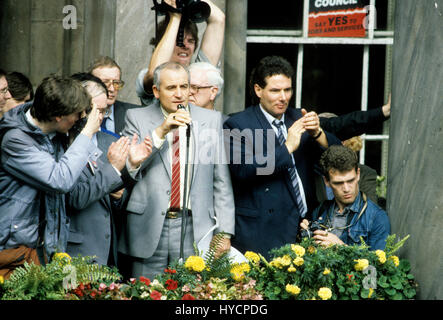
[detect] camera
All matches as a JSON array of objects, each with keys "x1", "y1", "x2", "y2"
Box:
[
  {"x1": 152, "y1": 0, "x2": 211, "y2": 47},
  {"x1": 152, "y1": 0, "x2": 210, "y2": 23},
  {"x1": 300, "y1": 220, "x2": 327, "y2": 239}
]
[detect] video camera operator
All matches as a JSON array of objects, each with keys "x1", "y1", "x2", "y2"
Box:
[
  {"x1": 299, "y1": 145, "x2": 390, "y2": 251},
  {"x1": 136, "y1": 0, "x2": 225, "y2": 106}
]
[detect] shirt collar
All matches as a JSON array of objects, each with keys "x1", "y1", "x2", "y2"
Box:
[
  {"x1": 160, "y1": 104, "x2": 190, "y2": 119},
  {"x1": 335, "y1": 192, "x2": 363, "y2": 215},
  {"x1": 259, "y1": 104, "x2": 285, "y2": 127}
]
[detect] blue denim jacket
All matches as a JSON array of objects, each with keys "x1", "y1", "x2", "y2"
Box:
[{"x1": 312, "y1": 192, "x2": 390, "y2": 250}]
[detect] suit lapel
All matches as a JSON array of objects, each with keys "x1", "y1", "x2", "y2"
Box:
[
  {"x1": 96, "y1": 132, "x2": 115, "y2": 212},
  {"x1": 149, "y1": 104, "x2": 172, "y2": 180},
  {"x1": 189, "y1": 104, "x2": 207, "y2": 187}
]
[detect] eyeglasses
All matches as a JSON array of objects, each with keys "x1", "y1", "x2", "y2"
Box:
[
  {"x1": 190, "y1": 84, "x2": 213, "y2": 94},
  {"x1": 102, "y1": 80, "x2": 125, "y2": 90},
  {"x1": 0, "y1": 86, "x2": 9, "y2": 94},
  {"x1": 98, "y1": 107, "x2": 111, "y2": 117}
]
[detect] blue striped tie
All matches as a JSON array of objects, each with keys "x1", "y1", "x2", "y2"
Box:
[{"x1": 273, "y1": 120, "x2": 306, "y2": 216}]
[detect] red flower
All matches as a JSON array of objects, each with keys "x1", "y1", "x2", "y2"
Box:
[
  {"x1": 139, "y1": 276, "x2": 151, "y2": 286},
  {"x1": 182, "y1": 294, "x2": 196, "y2": 300},
  {"x1": 346, "y1": 274, "x2": 354, "y2": 280},
  {"x1": 165, "y1": 279, "x2": 178, "y2": 291},
  {"x1": 90, "y1": 290, "x2": 97, "y2": 298},
  {"x1": 150, "y1": 290, "x2": 162, "y2": 300},
  {"x1": 164, "y1": 268, "x2": 177, "y2": 274}
]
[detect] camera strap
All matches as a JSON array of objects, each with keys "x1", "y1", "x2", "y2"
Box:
[{"x1": 324, "y1": 192, "x2": 368, "y2": 232}]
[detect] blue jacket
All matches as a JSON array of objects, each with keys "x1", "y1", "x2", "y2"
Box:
[
  {"x1": 0, "y1": 103, "x2": 98, "y2": 257},
  {"x1": 223, "y1": 105, "x2": 342, "y2": 258},
  {"x1": 312, "y1": 192, "x2": 391, "y2": 250}
]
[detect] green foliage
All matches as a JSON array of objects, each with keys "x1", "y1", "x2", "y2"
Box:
[
  {"x1": 1, "y1": 254, "x2": 121, "y2": 300},
  {"x1": 247, "y1": 235, "x2": 417, "y2": 300}
]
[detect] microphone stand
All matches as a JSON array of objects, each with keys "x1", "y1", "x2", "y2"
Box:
[{"x1": 178, "y1": 105, "x2": 192, "y2": 263}]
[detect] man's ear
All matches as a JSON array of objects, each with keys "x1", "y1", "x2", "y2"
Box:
[
  {"x1": 356, "y1": 167, "x2": 361, "y2": 182},
  {"x1": 54, "y1": 116, "x2": 62, "y2": 123},
  {"x1": 254, "y1": 84, "x2": 262, "y2": 99},
  {"x1": 210, "y1": 87, "x2": 219, "y2": 101},
  {"x1": 323, "y1": 175, "x2": 330, "y2": 188},
  {"x1": 152, "y1": 85, "x2": 160, "y2": 99}
]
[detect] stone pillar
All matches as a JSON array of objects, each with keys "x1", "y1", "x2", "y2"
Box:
[
  {"x1": 223, "y1": 0, "x2": 247, "y2": 115},
  {"x1": 387, "y1": 0, "x2": 443, "y2": 300}
]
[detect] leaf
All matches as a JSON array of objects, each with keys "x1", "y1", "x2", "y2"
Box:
[
  {"x1": 385, "y1": 288, "x2": 396, "y2": 296},
  {"x1": 404, "y1": 288, "x2": 416, "y2": 299}
]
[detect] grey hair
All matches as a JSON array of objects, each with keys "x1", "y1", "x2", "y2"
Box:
[
  {"x1": 153, "y1": 61, "x2": 190, "y2": 88},
  {"x1": 81, "y1": 80, "x2": 107, "y2": 99},
  {"x1": 189, "y1": 62, "x2": 224, "y2": 98}
]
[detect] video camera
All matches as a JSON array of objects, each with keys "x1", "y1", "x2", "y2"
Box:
[{"x1": 152, "y1": 0, "x2": 211, "y2": 47}]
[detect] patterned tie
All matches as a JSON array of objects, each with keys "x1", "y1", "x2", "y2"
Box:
[
  {"x1": 170, "y1": 128, "x2": 181, "y2": 210},
  {"x1": 273, "y1": 120, "x2": 306, "y2": 216}
]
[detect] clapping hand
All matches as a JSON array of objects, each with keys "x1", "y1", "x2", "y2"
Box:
[
  {"x1": 128, "y1": 133, "x2": 153, "y2": 169},
  {"x1": 107, "y1": 136, "x2": 130, "y2": 171}
]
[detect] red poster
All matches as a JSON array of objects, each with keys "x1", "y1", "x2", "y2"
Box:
[{"x1": 308, "y1": 0, "x2": 367, "y2": 37}]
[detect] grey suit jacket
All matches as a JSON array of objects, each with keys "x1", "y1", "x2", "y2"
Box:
[
  {"x1": 66, "y1": 132, "x2": 124, "y2": 265},
  {"x1": 118, "y1": 101, "x2": 235, "y2": 259}
]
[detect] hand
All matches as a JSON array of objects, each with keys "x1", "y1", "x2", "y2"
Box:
[
  {"x1": 300, "y1": 219, "x2": 310, "y2": 231},
  {"x1": 285, "y1": 117, "x2": 306, "y2": 153},
  {"x1": 128, "y1": 133, "x2": 153, "y2": 169},
  {"x1": 313, "y1": 229, "x2": 345, "y2": 247},
  {"x1": 155, "y1": 108, "x2": 192, "y2": 139},
  {"x1": 107, "y1": 136, "x2": 130, "y2": 171},
  {"x1": 382, "y1": 94, "x2": 391, "y2": 118},
  {"x1": 210, "y1": 236, "x2": 231, "y2": 259},
  {"x1": 301, "y1": 108, "x2": 322, "y2": 137},
  {"x1": 110, "y1": 188, "x2": 125, "y2": 200},
  {"x1": 81, "y1": 102, "x2": 103, "y2": 138}
]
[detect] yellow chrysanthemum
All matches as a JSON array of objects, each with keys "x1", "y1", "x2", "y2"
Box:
[
  {"x1": 53, "y1": 252, "x2": 72, "y2": 264},
  {"x1": 291, "y1": 244, "x2": 306, "y2": 257},
  {"x1": 354, "y1": 259, "x2": 369, "y2": 271},
  {"x1": 293, "y1": 256, "x2": 304, "y2": 266},
  {"x1": 307, "y1": 246, "x2": 316, "y2": 254},
  {"x1": 184, "y1": 256, "x2": 206, "y2": 272},
  {"x1": 244, "y1": 251, "x2": 260, "y2": 264},
  {"x1": 287, "y1": 265, "x2": 297, "y2": 273},
  {"x1": 323, "y1": 268, "x2": 331, "y2": 275},
  {"x1": 285, "y1": 284, "x2": 301, "y2": 295},
  {"x1": 281, "y1": 255, "x2": 292, "y2": 266},
  {"x1": 375, "y1": 250, "x2": 387, "y2": 264},
  {"x1": 368, "y1": 288, "x2": 374, "y2": 298},
  {"x1": 230, "y1": 263, "x2": 250, "y2": 282},
  {"x1": 0, "y1": 275, "x2": 4, "y2": 284},
  {"x1": 318, "y1": 287, "x2": 332, "y2": 300},
  {"x1": 389, "y1": 255, "x2": 400, "y2": 267}
]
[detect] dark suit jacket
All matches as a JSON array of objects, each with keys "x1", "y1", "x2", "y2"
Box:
[
  {"x1": 66, "y1": 132, "x2": 124, "y2": 266},
  {"x1": 114, "y1": 100, "x2": 143, "y2": 136},
  {"x1": 320, "y1": 108, "x2": 386, "y2": 141},
  {"x1": 223, "y1": 105, "x2": 341, "y2": 258}
]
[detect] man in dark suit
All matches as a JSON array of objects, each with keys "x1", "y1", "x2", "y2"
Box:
[
  {"x1": 89, "y1": 56, "x2": 142, "y2": 136},
  {"x1": 223, "y1": 56, "x2": 341, "y2": 259},
  {"x1": 66, "y1": 74, "x2": 152, "y2": 266}
]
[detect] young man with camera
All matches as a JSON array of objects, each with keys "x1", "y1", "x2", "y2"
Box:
[
  {"x1": 300, "y1": 145, "x2": 390, "y2": 250},
  {"x1": 136, "y1": 0, "x2": 225, "y2": 107}
]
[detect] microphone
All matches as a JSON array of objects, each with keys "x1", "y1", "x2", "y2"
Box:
[{"x1": 177, "y1": 104, "x2": 191, "y2": 137}]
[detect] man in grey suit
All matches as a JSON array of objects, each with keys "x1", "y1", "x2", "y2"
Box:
[{"x1": 118, "y1": 61, "x2": 235, "y2": 280}]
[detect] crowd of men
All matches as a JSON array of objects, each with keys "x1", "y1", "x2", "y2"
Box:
[{"x1": 0, "y1": 0, "x2": 391, "y2": 280}]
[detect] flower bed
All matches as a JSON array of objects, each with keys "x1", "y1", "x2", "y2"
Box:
[{"x1": 0, "y1": 235, "x2": 417, "y2": 300}]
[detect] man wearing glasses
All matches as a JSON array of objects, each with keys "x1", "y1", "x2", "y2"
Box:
[
  {"x1": 89, "y1": 56, "x2": 142, "y2": 137},
  {"x1": 0, "y1": 69, "x2": 13, "y2": 119}
]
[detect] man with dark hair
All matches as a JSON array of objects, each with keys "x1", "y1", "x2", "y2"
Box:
[
  {"x1": 0, "y1": 69, "x2": 13, "y2": 118},
  {"x1": 136, "y1": 0, "x2": 225, "y2": 106},
  {"x1": 89, "y1": 56, "x2": 142, "y2": 136},
  {"x1": 0, "y1": 75, "x2": 103, "y2": 271},
  {"x1": 223, "y1": 56, "x2": 341, "y2": 259},
  {"x1": 4, "y1": 72, "x2": 34, "y2": 111},
  {"x1": 300, "y1": 145, "x2": 390, "y2": 250}
]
